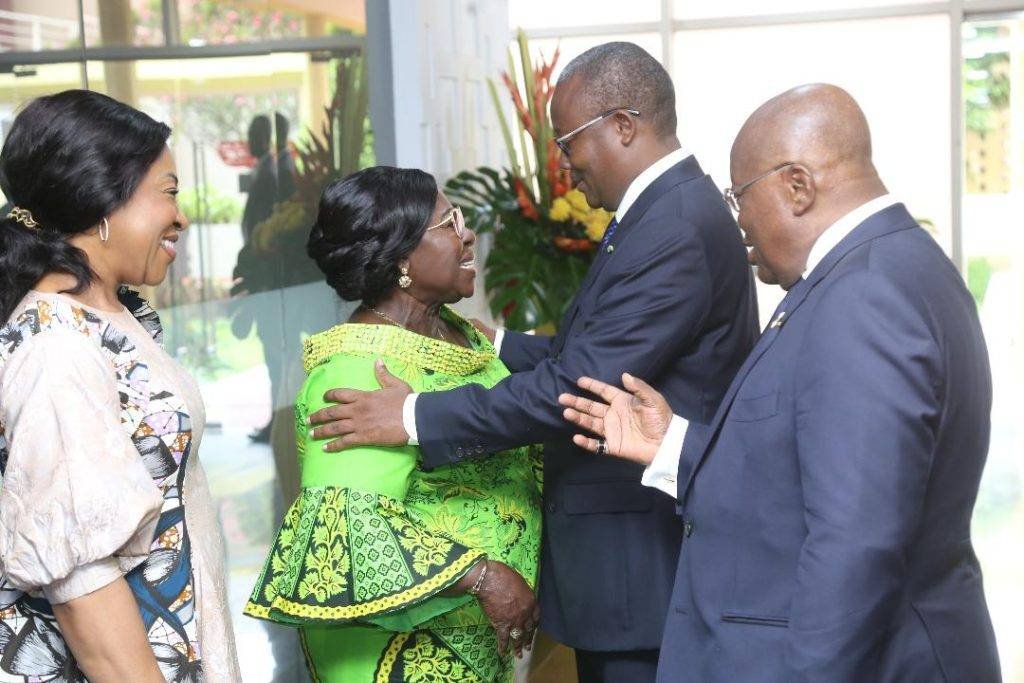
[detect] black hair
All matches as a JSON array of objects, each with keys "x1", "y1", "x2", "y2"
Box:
[
  {"x1": 248, "y1": 114, "x2": 272, "y2": 158},
  {"x1": 0, "y1": 89, "x2": 172, "y2": 322},
  {"x1": 307, "y1": 166, "x2": 438, "y2": 304},
  {"x1": 558, "y1": 42, "x2": 678, "y2": 138}
]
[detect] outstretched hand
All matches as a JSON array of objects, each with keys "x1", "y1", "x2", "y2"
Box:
[
  {"x1": 558, "y1": 373, "x2": 673, "y2": 466},
  {"x1": 307, "y1": 360, "x2": 412, "y2": 451}
]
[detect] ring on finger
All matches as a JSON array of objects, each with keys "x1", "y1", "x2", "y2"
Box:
[
  {"x1": 596, "y1": 439, "x2": 607, "y2": 456},
  {"x1": 509, "y1": 627, "x2": 524, "y2": 640}
]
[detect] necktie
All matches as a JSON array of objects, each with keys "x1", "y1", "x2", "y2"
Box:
[{"x1": 600, "y1": 218, "x2": 619, "y2": 250}]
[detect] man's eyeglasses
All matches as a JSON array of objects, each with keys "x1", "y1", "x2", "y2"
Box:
[
  {"x1": 722, "y1": 162, "x2": 796, "y2": 213},
  {"x1": 426, "y1": 205, "x2": 466, "y2": 240},
  {"x1": 555, "y1": 108, "x2": 641, "y2": 157}
]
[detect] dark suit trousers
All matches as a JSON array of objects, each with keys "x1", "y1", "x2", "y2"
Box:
[{"x1": 575, "y1": 648, "x2": 659, "y2": 683}]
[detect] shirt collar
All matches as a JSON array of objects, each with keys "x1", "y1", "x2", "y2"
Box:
[
  {"x1": 614, "y1": 147, "x2": 689, "y2": 223},
  {"x1": 802, "y1": 194, "x2": 898, "y2": 278}
]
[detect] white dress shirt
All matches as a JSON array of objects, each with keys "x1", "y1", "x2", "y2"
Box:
[
  {"x1": 641, "y1": 194, "x2": 899, "y2": 498},
  {"x1": 402, "y1": 147, "x2": 691, "y2": 445}
]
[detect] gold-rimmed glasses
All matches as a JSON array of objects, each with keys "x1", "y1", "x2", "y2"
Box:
[
  {"x1": 426, "y1": 205, "x2": 465, "y2": 239},
  {"x1": 722, "y1": 162, "x2": 796, "y2": 213}
]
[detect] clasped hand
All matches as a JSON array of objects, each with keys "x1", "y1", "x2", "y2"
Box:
[{"x1": 306, "y1": 360, "x2": 411, "y2": 450}]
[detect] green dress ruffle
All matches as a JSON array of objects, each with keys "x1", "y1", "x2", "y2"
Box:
[{"x1": 245, "y1": 307, "x2": 542, "y2": 682}]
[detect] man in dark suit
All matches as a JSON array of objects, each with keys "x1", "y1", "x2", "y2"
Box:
[
  {"x1": 308, "y1": 42, "x2": 757, "y2": 681},
  {"x1": 560, "y1": 83, "x2": 1001, "y2": 682}
]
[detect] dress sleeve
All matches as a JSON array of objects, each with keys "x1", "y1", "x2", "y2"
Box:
[
  {"x1": 0, "y1": 330, "x2": 164, "y2": 604},
  {"x1": 245, "y1": 354, "x2": 485, "y2": 630}
]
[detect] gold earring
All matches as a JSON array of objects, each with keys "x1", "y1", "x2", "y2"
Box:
[
  {"x1": 398, "y1": 264, "x2": 412, "y2": 289},
  {"x1": 98, "y1": 217, "x2": 110, "y2": 242}
]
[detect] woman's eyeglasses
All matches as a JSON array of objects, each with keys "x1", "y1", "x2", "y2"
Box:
[{"x1": 426, "y1": 205, "x2": 466, "y2": 239}]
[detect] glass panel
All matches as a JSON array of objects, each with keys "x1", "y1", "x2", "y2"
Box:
[
  {"x1": 80, "y1": 0, "x2": 165, "y2": 47},
  {"x1": 88, "y1": 48, "x2": 372, "y2": 680},
  {"x1": 171, "y1": 0, "x2": 365, "y2": 47},
  {"x1": 0, "y1": 0, "x2": 82, "y2": 52},
  {"x1": 672, "y1": 15, "x2": 951, "y2": 326},
  {"x1": 0, "y1": 62, "x2": 85, "y2": 206},
  {"x1": 963, "y1": 18, "x2": 1024, "y2": 682},
  {"x1": 674, "y1": 0, "x2": 940, "y2": 20},
  {"x1": 509, "y1": 0, "x2": 661, "y2": 30}
]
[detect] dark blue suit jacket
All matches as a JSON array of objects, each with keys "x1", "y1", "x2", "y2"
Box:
[
  {"x1": 659, "y1": 204, "x2": 1000, "y2": 682},
  {"x1": 416, "y1": 156, "x2": 758, "y2": 650}
]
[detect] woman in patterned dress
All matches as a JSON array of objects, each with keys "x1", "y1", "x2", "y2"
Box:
[
  {"x1": 0, "y1": 90, "x2": 240, "y2": 681},
  {"x1": 245, "y1": 167, "x2": 542, "y2": 682}
]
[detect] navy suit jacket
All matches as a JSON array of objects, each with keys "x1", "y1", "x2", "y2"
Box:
[
  {"x1": 416, "y1": 156, "x2": 758, "y2": 650},
  {"x1": 659, "y1": 204, "x2": 1000, "y2": 682}
]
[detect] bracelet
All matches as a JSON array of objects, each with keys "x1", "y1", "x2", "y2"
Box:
[{"x1": 467, "y1": 559, "x2": 489, "y2": 596}]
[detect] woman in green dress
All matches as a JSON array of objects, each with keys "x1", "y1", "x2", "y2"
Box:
[{"x1": 245, "y1": 166, "x2": 542, "y2": 682}]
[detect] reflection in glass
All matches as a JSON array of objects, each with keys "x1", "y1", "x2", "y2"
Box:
[{"x1": 0, "y1": 1, "x2": 83, "y2": 52}]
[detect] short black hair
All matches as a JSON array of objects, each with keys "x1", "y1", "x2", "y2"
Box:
[
  {"x1": 558, "y1": 42, "x2": 677, "y2": 138},
  {"x1": 0, "y1": 89, "x2": 171, "y2": 322},
  {"x1": 248, "y1": 115, "x2": 271, "y2": 158},
  {"x1": 307, "y1": 166, "x2": 438, "y2": 304}
]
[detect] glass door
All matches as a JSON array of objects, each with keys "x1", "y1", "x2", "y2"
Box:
[{"x1": 963, "y1": 16, "x2": 1024, "y2": 682}]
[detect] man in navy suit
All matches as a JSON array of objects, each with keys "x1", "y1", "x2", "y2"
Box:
[
  {"x1": 560, "y1": 83, "x2": 1001, "y2": 682},
  {"x1": 307, "y1": 42, "x2": 757, "y2": 681}
]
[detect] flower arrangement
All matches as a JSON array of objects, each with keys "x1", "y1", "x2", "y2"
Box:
[{"x1": 444, "y1": 30, "x2": 613, "y2": 332}]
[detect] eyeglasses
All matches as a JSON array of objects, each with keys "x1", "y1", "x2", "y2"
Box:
[
  {"x1": 555, "y1": 108, "x2": 641, "y2": 157},
  {"x1": 426, "y1": 205, "x2": 465, "y2": 239},
  {"x1": 722, "y1": 162, "x2": 796, "y2": 213}
]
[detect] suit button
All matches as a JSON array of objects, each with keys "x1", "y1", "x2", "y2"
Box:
[
  {"x1": 546, "y1": 501, "x2": 557, "y2": 513},
  {"x1": 456, "y1": 447, "x2": 465, "y2": 456},
  {"x1": 683, "y1": 520, "x2": 694, "y2": 537}
]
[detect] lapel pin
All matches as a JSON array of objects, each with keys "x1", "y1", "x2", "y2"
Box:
[
  {"x1": 770, "y1": 311, "x2": 786, "y2": 329},
  {"x1": 606, "y1": 244, "x2": 615, "y2": 254}
]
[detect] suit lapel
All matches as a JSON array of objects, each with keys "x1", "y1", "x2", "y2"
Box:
[
  {"x1": 554, "y1": 156, "x2": 705, "y2": 349},
  {"x1": 679, "y1": 203, "x2": 921, "y2": 496}
]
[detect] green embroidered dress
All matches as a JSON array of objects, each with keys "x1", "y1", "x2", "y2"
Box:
[{"x1": 245, "y1": 308, "x2": 542, "y2": 682}]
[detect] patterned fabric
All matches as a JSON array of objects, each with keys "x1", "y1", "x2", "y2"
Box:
[
  {"x1": 599, "y1": 217, "x2": 619, "y2": 250},
  {"x1": 246, "y1": 306, "x2": 541, "y2": 682},
  {"x1": 0, "y1": 296, "x2": 203, "y2": 682}
]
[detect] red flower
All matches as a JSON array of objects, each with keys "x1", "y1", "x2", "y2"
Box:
[
  {"x1": 502, "y1": 73, "x2": 534, "y2": 137},
  {"x1": 502, "y1": 299, "x2": 518, "y2": 319},
  {"x1": 546, "y1": 139, "x2": 570, "y2": 197},
  {"x1": 554, "y1": 237, "x2": 596, "y2": 253},
  {"x1": 514, "y1": 178, "x2": 539, "y2": 220}
]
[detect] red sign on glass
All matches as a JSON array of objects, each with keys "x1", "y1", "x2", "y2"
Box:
[{"x1": 217, "y1": 141, "x2": 257, "y2": 168}]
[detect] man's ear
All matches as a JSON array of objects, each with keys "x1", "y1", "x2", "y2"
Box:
[
  {"x1": 615, "y1": 110, "x2": 639, "y2": 147},
  {"x1": 787, "y1": 164, "x2": 815, "y2": 216}
]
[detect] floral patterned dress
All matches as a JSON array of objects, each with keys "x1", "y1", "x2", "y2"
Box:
[
  {"x1": 0, "y1": 290, "x2": 240, "y2": 682},
  {"x1": 245, "y1": 307, "x2": 542, "y2": 682}
]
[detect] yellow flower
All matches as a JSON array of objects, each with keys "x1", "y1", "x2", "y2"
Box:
[
  {"x1": 585, "y1": 214, "x2": 612, "y2": 242},
  {"x1": 565, "y1": 189, "x2": 590, "y2": 212},
  {"x1": 549, "y1": 197, "x2": 572, "y2": 222}
]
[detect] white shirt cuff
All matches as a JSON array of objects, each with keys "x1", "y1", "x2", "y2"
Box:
[
  {"x1": 493, "y1": 328, "x2": 505, "y2": 355},
  {"x1": 640, "y1": 414, "x2": 689, "y2": 499},
  {"x1": 402, "y1": 393, "x2": 419, "y2": 446}
]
